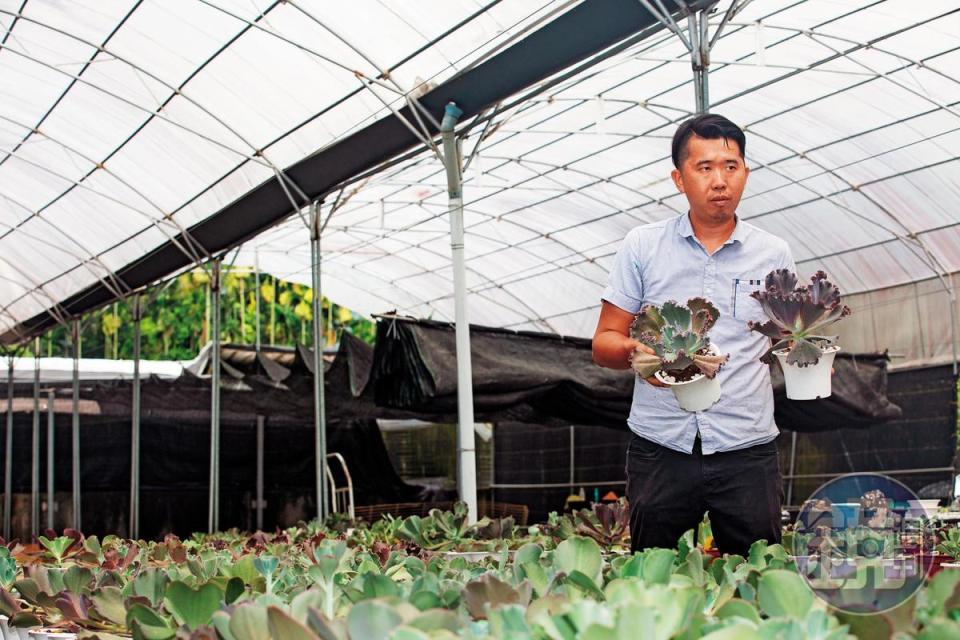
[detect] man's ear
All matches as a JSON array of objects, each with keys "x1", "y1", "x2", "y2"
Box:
[{"x1": 671, "y1": 168, "x2": 684, "y2": 194}]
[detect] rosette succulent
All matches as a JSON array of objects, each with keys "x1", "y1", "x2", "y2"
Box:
[
  {"x1": 630, "y1": 297, "x2": 729, "y2": 381},
  {"x1": 748, "y1": 269, "x2": 851, "y2": 367}
]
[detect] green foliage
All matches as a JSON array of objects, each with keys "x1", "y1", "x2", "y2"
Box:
[
  {"x1": 10, "y1": 516, "x2": 960, "y2": 638},
  {"x1": 38, "y1": 535, "x2": 75, "y2": 565},
  {"x1": 937, "y1": 527, "x2": 960, "y2": 561},
  {"x1": 36, "y1": 268, "x2": 375, "y2": 360},
  {"x1": 0, "y1": 548, "x2": 16, "y2": 589}
]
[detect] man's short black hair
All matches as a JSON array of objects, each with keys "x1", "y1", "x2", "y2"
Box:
[{"x1": 671, "y1": 113, "x2": 746, "y2": 169}]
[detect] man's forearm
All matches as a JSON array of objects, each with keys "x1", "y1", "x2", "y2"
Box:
[{"x1": 592, "y1": 330, "x2": 634, "y2": 369}]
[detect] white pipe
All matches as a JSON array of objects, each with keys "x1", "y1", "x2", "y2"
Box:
[
  {"x1": 71, "y1": 319, "x2": 80, "y2": 530},
  {"x1": 254, "y1": 248, "x2": 262, "y2": 354},
  {"x1": 46, "y1": 389, "x2": 54, "y2": 530},
  {"x1": 440, "y1": 102, "x2": 478, "y2": 523},
  {"x1": 310, "y1": 204, "x2": 329, "y2": 522},
  {"x1": 4, "y1": 356, "x2": 13, "y2": 540},
  {"x1": 130, "y1": 295, "x2": 141, "y2": 539},
  {"x1": 208, "y1": 260, "x2": 222, "y2": 533},
  {"x1": 256, "y1": 414, "x2": 264, "y2": 531},
  {"x1": 30, "y1": 338, "x2": 39, "y2": 532}
]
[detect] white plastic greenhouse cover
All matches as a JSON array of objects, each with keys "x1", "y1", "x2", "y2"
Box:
[{"x1": 1, "y1": 0, "x2": 959, "y2": 369}]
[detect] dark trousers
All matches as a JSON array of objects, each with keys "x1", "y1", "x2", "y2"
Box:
[{"x1": 625, "y1": 433, "x2": 783, "y2": 556}]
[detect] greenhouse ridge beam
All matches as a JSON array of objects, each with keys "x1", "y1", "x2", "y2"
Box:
[{"x1": 0, "y1": 0, "x2": 698, "y2": 346}]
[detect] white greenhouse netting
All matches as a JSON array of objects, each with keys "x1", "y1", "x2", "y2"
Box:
[{"x1": 1, "y1": 0, "x2": 958, "y2": 368}]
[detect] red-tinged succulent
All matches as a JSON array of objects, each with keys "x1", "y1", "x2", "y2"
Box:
[{"x1": 748, "y1": 269, "x2": 851, "y2": 367}]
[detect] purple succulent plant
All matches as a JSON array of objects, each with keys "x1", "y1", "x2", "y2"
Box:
[{"x1": 748, "y1": 269, "x2": 851, "y2": 367}]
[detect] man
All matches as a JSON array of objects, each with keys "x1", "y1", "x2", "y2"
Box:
[{"x1": 592, "y1": 113, "x2": 796, "y2": 556}]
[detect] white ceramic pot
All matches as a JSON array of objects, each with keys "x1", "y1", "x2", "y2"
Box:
[
  {"x1": 655, "y1": 369, "x2": 722, "y2": 412},
  {"x1": 774, "y1": 345, "x2": 839, "y2": 400}
]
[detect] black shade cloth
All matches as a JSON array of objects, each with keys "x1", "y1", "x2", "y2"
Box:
[
  {"x1": 1, "y1": 333, "x2": 424, "y2": 538},
  {"x1": 371, "y1": 316, "x2": 902, "y2": 432}
]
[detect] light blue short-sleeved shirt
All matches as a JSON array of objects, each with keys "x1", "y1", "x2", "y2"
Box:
[{"x1": 601, "y1": 212, "x2": 796, "y2": 455}]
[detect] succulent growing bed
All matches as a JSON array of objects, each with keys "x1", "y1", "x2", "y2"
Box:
[{"x1": 0, "y1": 502, "x2": 958, "y2": 639}]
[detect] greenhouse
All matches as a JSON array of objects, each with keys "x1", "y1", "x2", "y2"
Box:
[{"x1": 0, "y1": 0, "x2": 958, "y2": 637}]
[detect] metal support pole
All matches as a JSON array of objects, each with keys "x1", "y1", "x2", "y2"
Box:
[
  {"x1": 440, "y1": 102, "x2": 478, "y2": 523},
  {"x1": 4, "y1": 357, "x2": 13, "y2": 540},
  {"x1": 568, "y1": 425, "x2": 575, "y2": 489},
  {"x1": 310, "y1": 204, "x2": 329, "y2": 522},
  {"x1": 688, "y1": 8, "x2": 711, "y2": 114},
  {"x1": 254, "y1": 249, "x2": 262, "y2": 354},
  {"x1": 948, "y1": 281, "x2": 958, "y2": 376},
  {"x1": 786, "y1": 430, "x2": 798, "y2": 506},
  {"x1": 71, "y1": 319, "x2": 80, "y2": 531},
  {"x1": 46, "y1": 389, "x2": 54, "y2": 530},
  {"x1": 256, "y1": 415, "x2": 264, "y2": 531},
  {"x1": 208, "y1": 259, "x2": 222, "y2": 533},
  {"x1": 31, "y1": 339, "x2": 39, "y2": 532},
  {"x1": 130, "y1": 295, "x2": 142, "y2": 539}
]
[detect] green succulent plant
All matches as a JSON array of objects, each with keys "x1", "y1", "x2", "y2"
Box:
[{"x1": 630, "y1": 297, "x2": 729, "y2": 380}]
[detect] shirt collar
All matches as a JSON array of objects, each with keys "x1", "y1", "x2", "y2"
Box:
[{"x1": 676, "y1": 212, "x2": 747, "y2": 246}]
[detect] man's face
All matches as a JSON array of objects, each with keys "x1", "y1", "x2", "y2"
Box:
[{"x1": 670, "y1": 134, "x2": 749, "y2": 224}]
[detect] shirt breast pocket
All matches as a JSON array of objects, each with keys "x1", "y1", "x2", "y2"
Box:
[{"x1": 731, "y1": 278, "x2": 764, "y2": 321}]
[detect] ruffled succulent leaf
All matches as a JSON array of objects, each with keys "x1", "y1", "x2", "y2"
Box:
[
  {"x1": 764, "y1": 269, "x2": 798, "y2": 295},
  {"x1": 751, "y1": 291, "x2": 803, "y2": 332},
  {"x1": 692, "y1": 351, "x2": 729, "y2": 379},
  {"x1": 803, "y1": 304, "x2": 851, "y2": 336},
  {"x1": 687, "y1": 298, "x2": 719, "y2": 334},
  {"x1": 758, "y1": 339, "x2": 792, "y2": 365},
  {"x1": 785, "y1": 339, "x2": 825, "y2": 368},
  {"x1": 747, "y1": 319, "x2": 787, "y2": 340},
  {"x1": 659, "y1": 300, "x2": 691, "y2": 329},
  {"x1": 630, "y1": 349, "x2": 661, "y2": 379},
  {"x1": 690, "y1": 308, "x2": 715, "y2": 335},
  {"x1": 807, "y1": 271, "x2": 841, "y2": 308},
  {"x1": 629, "y1": 297, "x2": 722, "y2": 377},
  {"x1": 749, "y1": 269, "x2": 850, "y2": 366},
  {"x1": 663, "y1": 353, "x2": 695, "y2": 372},
  {"x1": 630, "y1": 304, "x2": 665, "y2": 341}
]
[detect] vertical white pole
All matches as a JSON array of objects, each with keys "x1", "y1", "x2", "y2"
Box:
[
  {"x1": 310, "y1": 204, "x2": 329, "y2": 522},
  {"x1": 254, "y1": 249, "x2": 262, "y2": 354},
  {"x1": 31, "y1": 339, "x2": 39, "y2": 532},
  {"x1": 440, "y1": 102, "x2": 478, "y2": 523},
  {"x1": 256, "y1": 415, "x2": 264, "y2": 531},
  {"x1": 71, "y1": 320, "x2": 81, "y2": 530},
  {"x1": 4, "y1": 356, "x2": 13, "y2": 540},
  {"x1": 208, "y1": 260, "x2": 222, "y2": 533},
  {"x1": 46, "y1": 389, "x2": 54, "y2": 530},
  {"x1": 130, "y1": 295, "x2": 142, "y2": 539}
]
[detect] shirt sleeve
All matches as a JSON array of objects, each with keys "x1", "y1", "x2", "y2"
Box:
[{"x1": 601, "y1": 229, "x2": 644, "y2": 314}]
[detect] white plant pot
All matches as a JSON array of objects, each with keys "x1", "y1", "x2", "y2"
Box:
[
  {"x1": 655, "y1": 369, "x2": 722, "y2": 412},
  {"x1": 0, "y1": 617, "x2": 31, "y2": 640},
  {"x1": 27, "y1": 631, "x2": 76, "y2": 640},
  {"x1": 775, "y1": 345, "x2": 839, "y2": 400}
]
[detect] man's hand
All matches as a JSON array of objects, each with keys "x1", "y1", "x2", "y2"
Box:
[{"x1": 592, "y1": 302, "x2": 666, "y2": 387}]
